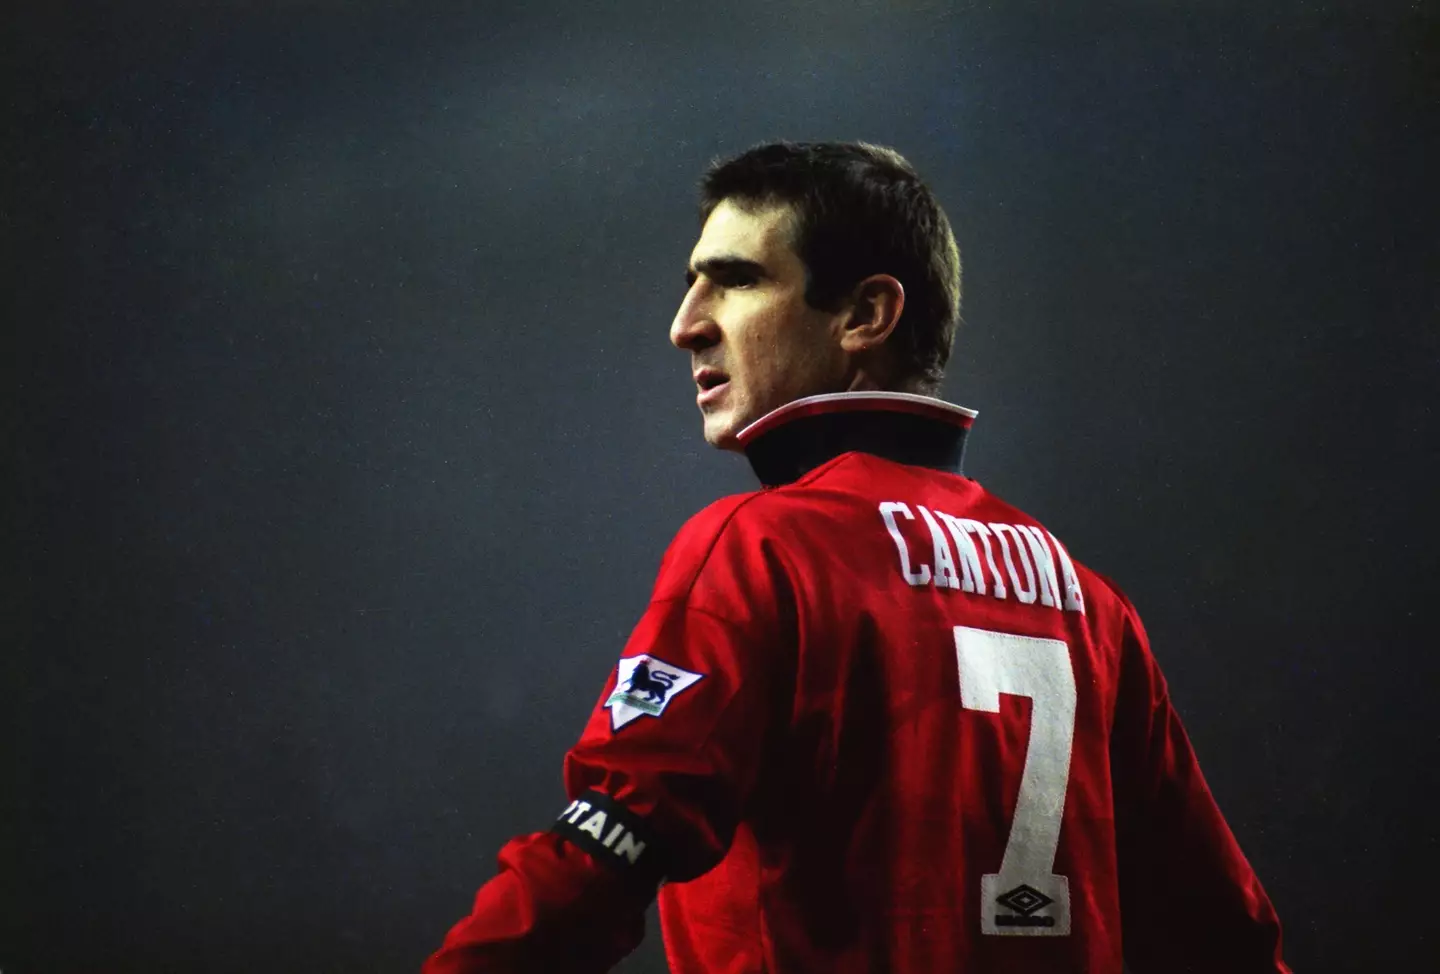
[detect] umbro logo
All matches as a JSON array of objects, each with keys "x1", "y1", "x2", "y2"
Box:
[{"x1": 995, "y1": 883, "x2": 1056, "y2": 928}]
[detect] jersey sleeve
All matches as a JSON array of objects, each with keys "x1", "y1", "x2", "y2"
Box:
[
  {"x1": 1104, "y1": 583, "x2": 1292, "y2": 973},
  {"x1": 421, "y1": 494, "x2": 795, "y2": 973}
]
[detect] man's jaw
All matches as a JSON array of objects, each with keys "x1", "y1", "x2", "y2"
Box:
[{"x1": 704, "y1": 414, "x2": 746, "y2": 453}]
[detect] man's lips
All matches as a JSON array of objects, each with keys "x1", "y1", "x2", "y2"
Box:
[
  {"x1": 694, "y1": 368, "x2": 730, "y2": 406},
  {"x1": 697, "y1": 379, "x2": 730, "y2": 406}
]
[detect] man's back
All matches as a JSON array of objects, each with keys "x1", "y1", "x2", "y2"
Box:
[
  {"x1": 658, "y1": 444, "x2": 1110, "y2": 969},
  {"x1": 423, "y1": 395, "x2": 1288, "y2": 973},
  {"x1": 655, "y1": 439, "x2": 1285, "y2": 971}
]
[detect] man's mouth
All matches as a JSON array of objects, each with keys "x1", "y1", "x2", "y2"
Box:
[{"x1": 694, "y1": 368, "x2": 730, "y2": 405}]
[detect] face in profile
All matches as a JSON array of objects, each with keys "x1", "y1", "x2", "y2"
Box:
[{"x1": 670, "y1": 199, "x2": 851, "y2": 451}]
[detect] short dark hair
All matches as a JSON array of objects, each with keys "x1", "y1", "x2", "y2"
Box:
[{"x1": 699, "y1": 141, "x2": 961, "y2": 393}]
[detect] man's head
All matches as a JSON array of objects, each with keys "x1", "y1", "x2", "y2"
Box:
[{"x1": 670, "y1": 141, "x2": 962, "y2": 450}]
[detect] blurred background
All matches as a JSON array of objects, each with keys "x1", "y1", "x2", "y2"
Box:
[{"x1": 4, "y1": 1, "x2": 1435, "y2": 970}]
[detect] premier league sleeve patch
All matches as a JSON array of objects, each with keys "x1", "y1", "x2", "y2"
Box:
[{"x1": 605, "y1": 655, "x2": 704, "y2": 731}]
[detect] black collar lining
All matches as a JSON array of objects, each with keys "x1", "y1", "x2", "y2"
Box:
[{"x1": 742, "y1": 403, "x2": 973, "y2": 486}]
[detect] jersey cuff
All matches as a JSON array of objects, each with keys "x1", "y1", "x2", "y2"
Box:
[{"x1": 551, "y1": 790, "x2": 666, "y2": 889}]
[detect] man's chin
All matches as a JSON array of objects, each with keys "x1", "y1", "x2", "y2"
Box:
[{"x1": 702, "y1": 415, "x2": 745, "y2": 453}]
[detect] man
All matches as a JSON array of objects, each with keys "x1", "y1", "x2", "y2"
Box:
[{"x1": 423, "y1": 141, "x2": 1290, "y2": 972}]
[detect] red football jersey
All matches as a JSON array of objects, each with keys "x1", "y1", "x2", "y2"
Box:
[{"x1": 423, "y1": 392, "x2": 1290, "y2": 973}]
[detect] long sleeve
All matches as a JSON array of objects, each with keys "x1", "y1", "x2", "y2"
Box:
[
  {"x1": 421, "y1": 494, "x2": 792, "y2": 973},
  {"x1": 421, "y1": 832, "x2": 650, "y2": 973}
]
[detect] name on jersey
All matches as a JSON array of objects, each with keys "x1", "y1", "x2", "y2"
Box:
[{"x1": 878, "y1": 501, "x2": 1085, "y2": 615}]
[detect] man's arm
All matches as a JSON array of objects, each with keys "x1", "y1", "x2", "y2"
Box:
[
  {"x1": 421, "y1": 830, "x2": 650, "y2": 973},
  {"x1": 422, "y1": 497, "x2": 790, "y2": 973},
  {"x1": 1105, "y1": 586, "x2": 1292, "y2": 973}
]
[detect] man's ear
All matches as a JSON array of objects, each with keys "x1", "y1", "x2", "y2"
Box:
[{"x1": 838, "y1": 274, "x2": 905, "y2": 353}]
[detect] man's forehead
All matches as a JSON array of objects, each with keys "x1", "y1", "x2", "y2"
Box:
[{"x1": 689, "y1": 199, "x2": 797, "y2": 265}]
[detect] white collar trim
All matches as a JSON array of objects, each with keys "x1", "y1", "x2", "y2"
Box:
[{"x1": 736, "y1": 391, "x2": 978, "y2": 447}]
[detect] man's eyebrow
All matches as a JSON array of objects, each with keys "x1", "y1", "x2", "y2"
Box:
[{"x1": 684, "y1": 256, "x2": 767, "y2": 286}]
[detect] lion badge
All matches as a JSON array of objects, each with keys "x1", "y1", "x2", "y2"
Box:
[{"x1": 605, "y1": 655, "x2": 705, "y2": 730}]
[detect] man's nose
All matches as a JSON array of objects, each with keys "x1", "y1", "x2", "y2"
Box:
[{"x1": 670, "y1": 290, "x2": 719, "y2": 351}]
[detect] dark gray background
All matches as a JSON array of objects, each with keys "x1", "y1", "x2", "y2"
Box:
[{"x1": 4, "y1": 1, "x2": 1435, "y2": 971}]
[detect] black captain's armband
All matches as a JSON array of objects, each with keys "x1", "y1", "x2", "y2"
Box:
[{"x1": 552, "y1": 790, "x2": 665, "y2": 889}]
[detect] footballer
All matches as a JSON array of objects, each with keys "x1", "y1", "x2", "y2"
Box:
[{"x1": 421, "y1": 141, "x2": 1291, "y2": 973}]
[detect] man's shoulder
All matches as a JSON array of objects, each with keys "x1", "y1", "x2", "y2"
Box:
[
  {"x1": 671, "y1": 490, "x2": 768, "y2": 546},
  {"x1": 669, "y1": 465, "x2": 859, "y2": 544},
  {"x1": 651, "y1": 491, "x2": 769, "y2": 591},
  {"x1": 643, "y1": 488, "x2": 818, "y2": 610},
  {"x1": 654, "y1": 477, "x2": 861, "y2": 592},
  {"x1": 975, "y1": 487, "x2": 1145, "y2": 630},
  {"x1": 967, "y1": 483, "x2": 1139, "y2": 610}
]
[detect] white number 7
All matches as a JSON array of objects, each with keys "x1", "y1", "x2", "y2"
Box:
[{"x1": 955, "y1": 625, "x2": 1076, "y2": 936}]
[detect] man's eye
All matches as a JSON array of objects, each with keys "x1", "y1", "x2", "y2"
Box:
[{"x1": 684, "y1": 271, "x2": 757, "y2": 293}]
